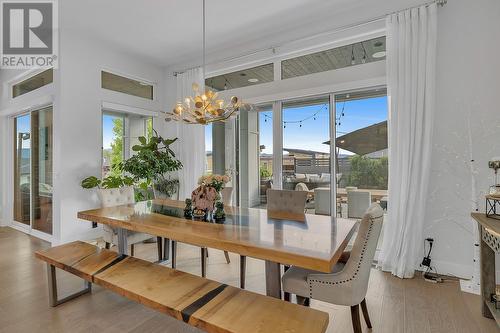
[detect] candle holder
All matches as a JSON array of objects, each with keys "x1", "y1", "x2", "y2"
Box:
[{"x1": 486, "y1": 195, "x2": 500, "y2": 220}]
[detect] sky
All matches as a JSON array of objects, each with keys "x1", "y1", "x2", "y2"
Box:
[{"x1": 103, "y1": 114, "x2": 119, "y2": 149}]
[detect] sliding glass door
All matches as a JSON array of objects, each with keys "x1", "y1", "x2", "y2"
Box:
[
  {"x1": 258, "y1": 104, "x2": 273, "y2": 206},
  {"x1": 32, "y1": 107, "x2": 53, "y2": 234},
  {"x1": 282, "y1": 96, "x2": 331, "y2": 214},
  {"x1": 14, "y1": 114, "x2": 31, "y2": 226},
  {"x1": 13, "y1": 106, "x2": 53, "y2": 235},
  {"x1": 334, "y1": 89, "x2": 388, "y2": 218},
  {"x1": 235, "y1": 87, "x2": 388, "y2": 219}
]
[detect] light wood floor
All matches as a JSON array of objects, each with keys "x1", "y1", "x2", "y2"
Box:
[{"x1": 0, "y1": 226, "x2": 497, "y2": 333}]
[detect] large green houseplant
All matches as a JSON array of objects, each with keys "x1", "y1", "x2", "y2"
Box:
[
  {"x1": 120, "y1": 130, "x2": 182, "y2": 199},
  {"x1": 81, "y1": 130, "x2": 182, "y2": 201}
]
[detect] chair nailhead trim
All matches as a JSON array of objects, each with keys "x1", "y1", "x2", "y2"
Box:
[{"x1": 308, "y1": 217, "x2": 378, "y2": 298}]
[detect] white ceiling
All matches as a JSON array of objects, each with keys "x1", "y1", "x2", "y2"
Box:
[{"x1": 61, "y1": 0, "x2": 426, "y2": 69}]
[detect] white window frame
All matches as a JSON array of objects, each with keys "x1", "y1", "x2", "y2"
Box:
[{"x1": 100, "y1": 67, "x2": 157, "y2": 102}]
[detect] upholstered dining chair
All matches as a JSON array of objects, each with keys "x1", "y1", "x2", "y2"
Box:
[
  {"x1": 267, "y1": 188, "x2": 308, "y2": 217},
  {"x1": 99, "y1": 186, "x2": 162, "y2": 260},
  {"x1": 281, "y1": 203, "x2": 384, "y2": 333}
]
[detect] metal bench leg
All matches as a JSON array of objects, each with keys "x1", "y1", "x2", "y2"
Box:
[
  {"x1": 201, "y1": 247, "x2": 207, "y2": 277},
  {"x1": 47, "y1": 264, "x2": 91, "y2": 307}
]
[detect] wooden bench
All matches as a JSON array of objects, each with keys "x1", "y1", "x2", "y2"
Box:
[{"x1": 35, "y1": 241, "x2": 329, "y2": 333}]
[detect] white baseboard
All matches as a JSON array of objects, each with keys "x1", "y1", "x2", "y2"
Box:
[
  {"x1": 423, "y1": 259, "x2": 473, "y2": 279},
  {"x1": 459, "y1": 279, "x2": 481, "y2": 295}
]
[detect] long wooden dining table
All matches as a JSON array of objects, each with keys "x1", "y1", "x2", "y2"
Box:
[{"x1": 77, "y1": 199, "x2": 358, "y2": 299}]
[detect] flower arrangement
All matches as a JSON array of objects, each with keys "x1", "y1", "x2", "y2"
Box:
[{"x1": 197, "y1": 174, "x2": 231, "y2": 192}]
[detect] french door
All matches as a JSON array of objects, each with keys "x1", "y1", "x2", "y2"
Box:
[{"x1": 13, "y1": 106, "x2": 53, "y2": 236}]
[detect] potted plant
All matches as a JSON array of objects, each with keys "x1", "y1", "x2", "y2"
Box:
[{"x1": 120, "y1": 130, "x2": 182, "y2": 200}]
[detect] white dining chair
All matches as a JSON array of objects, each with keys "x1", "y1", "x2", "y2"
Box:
[
  {"x1": 282, "y1": 203, "x2": 384, "y2": 333},
  {"x1": 99, "y1": 186, "x2": 161, "y2": 260},
  {"x1": 313, "y1": 187, "x2": 331, "y2": 215},
  {"x1": 347, "y1": 190, "x2": 372, "y2": 218}
]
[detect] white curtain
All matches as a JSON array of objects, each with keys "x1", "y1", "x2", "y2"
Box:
[
  {"x1": 378, "y1": 3, "x2": 437, "y2": 278},
  {"x1": 174, "y1": 67, "x2": 206, "y2": 200}
]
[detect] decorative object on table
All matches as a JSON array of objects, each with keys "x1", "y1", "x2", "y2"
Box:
[
  {"x1": 163, "y1": 0, "x2": 250, "y2": 125},
  {"x1": 192, "y1": 208, "x2": 207, "y2": 220},
  {"x1": 486, "y1": 195, "x2": 500, "y2": 220},
  {"x1": 193, "y1": 208, "x2": 208, "y2": 221},
  {"x1": 191, "y1": 185, "x2": 218, "y2": 219},
  {"x1": 213, "y1": 201, "x2": 226, "y2": 222},
  {"x1": 491, "y1": 285, "x2": 500, "y2": 310},
  {"x1": 196, "y1": 174, "x2": 231, "y2": 217},
  {"x1": 489, "y1": 159, "x2": 500, "y2": 198},
  {"x1": 184, "y1": 198, "x2": 193, "y2": 219}
]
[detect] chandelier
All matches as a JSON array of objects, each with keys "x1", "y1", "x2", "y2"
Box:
[{"x1": 165, "y1": 0, "x2": 242, "y2": 125}]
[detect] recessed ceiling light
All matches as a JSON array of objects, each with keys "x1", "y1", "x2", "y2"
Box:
[
  {"x1": 372, "y1": 51, "x2": 386, "y2": 58},
  {"x1": 248, "y1": 78, "x2": 259, "y2": 83}
]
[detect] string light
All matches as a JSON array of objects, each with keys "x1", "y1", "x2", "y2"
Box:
[
  {"x1": 336, "y1": 100, "x2": 346, "y2": 127},
  {"x1": 361, "y1": 41, "x2": 367, "y2": 64},
  {"x1": 261, "y1": 102, "x2": 347, "y2": 130}
]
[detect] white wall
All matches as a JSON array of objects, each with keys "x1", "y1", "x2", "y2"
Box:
[
  {"x1": 55, "y1": 28, "x2": 165, "y2": 243},
  {"x1": 424, "y1": 0, "x2": 500, "y2": 279}
]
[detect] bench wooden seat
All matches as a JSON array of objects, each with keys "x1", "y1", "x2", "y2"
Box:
[{"x1": 36, "y1": 241, "x2": 329, "y2": 333}]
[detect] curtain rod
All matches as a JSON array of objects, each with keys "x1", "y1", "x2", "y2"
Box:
[{"x1": 173, "y1": 0, "x2": 447, "y2": 76}]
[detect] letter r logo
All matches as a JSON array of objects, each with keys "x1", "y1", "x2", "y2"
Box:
[{"x1": 2, "y1": 2, "x2": 53, "y2": 54}]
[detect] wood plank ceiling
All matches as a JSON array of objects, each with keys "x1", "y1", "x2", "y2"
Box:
[{"x1": 205, "y1": 36, "x2": 386, "y2": 91}]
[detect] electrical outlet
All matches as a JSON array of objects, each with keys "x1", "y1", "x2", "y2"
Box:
[{"x1": 421, "y1": 257, "x2": 431, "y2": 267}]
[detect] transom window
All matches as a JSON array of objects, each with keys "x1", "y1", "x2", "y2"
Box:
[
  {"x1": 101, "y1": 71, "x2": 154, "y2": 100},
  {"x1": 12, "y1": 69, "x2": 53, "y2": 98}
]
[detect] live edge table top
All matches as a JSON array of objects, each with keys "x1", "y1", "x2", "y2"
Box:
[{"x1": 78, "y1": 199, "x2": 358, "y2": 273}]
